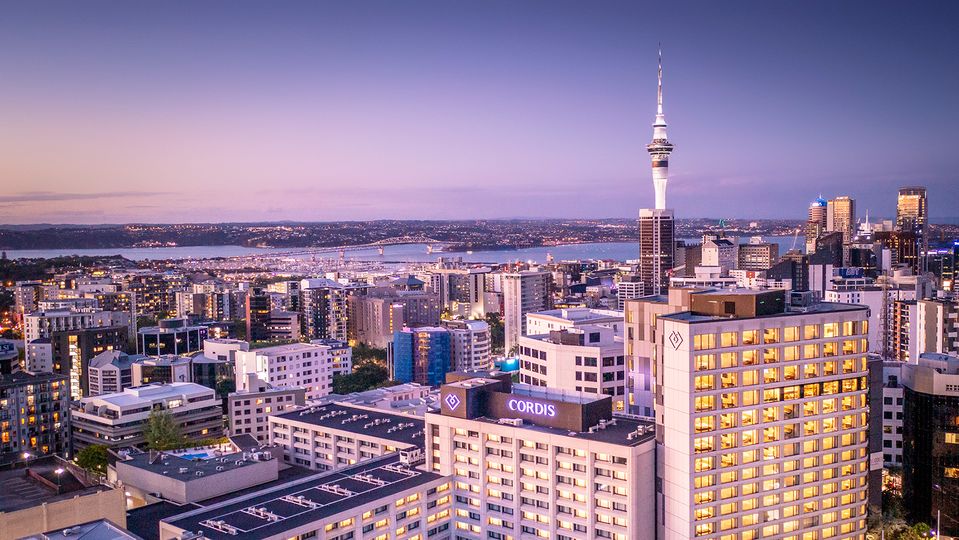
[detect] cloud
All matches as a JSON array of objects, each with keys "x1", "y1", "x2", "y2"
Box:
[{"x1": 0, "y1": 191, "x2": 169, "y2": 203}]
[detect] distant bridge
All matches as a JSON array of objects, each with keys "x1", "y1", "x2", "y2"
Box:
[{"x1": 229, "y1": 236, "x2": 448, "y2": 260}]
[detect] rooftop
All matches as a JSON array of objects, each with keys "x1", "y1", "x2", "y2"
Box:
[
  {"x1": 273, "y1": 403, "x2": 424, "y2": 447},
  {"x1": 77, "y1": 382, "x2": 213, "y2": 409},
  {"x1": 471, "y1": 413, "x2": 656, "y2": 447},
  {"x1": 0, "y1": 458, "x2": 110, "y2": 513},
  {"x1": 26, "y1": 519, "x2": 142, "y2": 540},
  {"x1": 161, "y1": 455, "x2": 443, "y2": 540},
  {"x1": 528, "y1": 307, "x2": 623, "y2": 323},
  {"x1": 0, "y1": 370, "x2": 68, "y2": 390},
  {"x1": 117, "y1": 446, "x2": 277, "y2": 480}
]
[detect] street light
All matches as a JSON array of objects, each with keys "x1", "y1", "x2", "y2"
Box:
[
  {"x1": 54, "y1": 468, "x2": 64, "y2": 494},
  {"x1": 22, "y1": 452, "x2": 31, "y2": 468}
]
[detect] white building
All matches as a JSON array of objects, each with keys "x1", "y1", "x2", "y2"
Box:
[
  {"x1": 229, "y1": 373, "x2": 306, "y2": 443},
  {"x1": 23, "y1": 308, "x2": 131, "y2": 343},
  {"x1": 825, "y1": 286, "x2": 916, "y2": 355},
  {"x1": 87, "y1": 350, "x2": 140, "y2": 396},
  {"x1": 616, "y1": 279, "x2": 646, "y2": 310},
  {"x1": 654, "y1": 289, "x2": 871, "y2": 540},
  {"x1": 71, "y1": 382, "x2": 222, "y2": 449},
  {"x1": 518, "y1": 324, "x2": 626, "y2": 410},
  {"x1": 443, "y1": 319, "x2": 492, "y2": 372},
  {"x1": 427, "y1": 378, "x2": 656, "y2": 540},
  {"x1": 502, "y1": 270, "x2": 552, "y2": 354},
  {"x1": 525, "y1": 307, "x2": 624, "y2": 337},
  {"x1": 268, "y1": 402, "x2": 424, "y2": 471},
  {"x1": 234, "y1": 342, "x2": 351, "y2": 400}
]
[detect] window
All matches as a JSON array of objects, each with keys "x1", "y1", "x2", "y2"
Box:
[
  {"x1": 742, "y1": 330, "x2": 759, "y2": 346},
  {"x1": 721, "y1": 332, "x2": 738, "y2": 348}
]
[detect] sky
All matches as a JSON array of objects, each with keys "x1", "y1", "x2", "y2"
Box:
[{"x1": 1, "y1": 1, "x2": 957, "y2": 224}]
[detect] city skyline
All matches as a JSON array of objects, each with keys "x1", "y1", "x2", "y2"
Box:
[{"x1": 2, "y1": 1, "x2": 958, "y2": 224}]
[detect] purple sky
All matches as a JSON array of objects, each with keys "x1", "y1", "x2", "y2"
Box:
[{"x1": 1, "y1": 1, "x2": 957, "y2": 224}]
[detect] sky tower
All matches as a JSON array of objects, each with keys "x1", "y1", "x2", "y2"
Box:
[
  {"x1": 647, "y1": 47, "x2": 674, "y2": 210},
  {"x1": 638, "y1": 47, "x2": 676, "y2": 295}
]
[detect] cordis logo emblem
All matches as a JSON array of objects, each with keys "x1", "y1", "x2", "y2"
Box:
[
  {"x1": 507, "y1": 399, "x2": 556, "y2": 417},
  {"x1": 668, "y1": 330, "x2": 684, "y2": 350},
  {"x1": 444, "y1": 393, "x2": 461, "y2": 411}
]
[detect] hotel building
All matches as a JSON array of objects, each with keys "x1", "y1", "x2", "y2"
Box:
[
  {"x1": 426, "y1": 376, "x2": 656, "y2": 540},
  {"x1": 653, "y1": 289, "x2": 871, "y2": 540}
]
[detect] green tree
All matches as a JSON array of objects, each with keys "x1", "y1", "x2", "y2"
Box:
[
  {"x1": 352, "y1": 343, "x2": 388, "y2": 362},
  {"x1": 143, "y1": 409, "x2": 184, "y2": 450},
  {"x1": 485, "y1": 312, "x2": 504, "y2": 354},
  {"x1": 332, "y1": 360, "x2": 395, "y2": 394},
  {"x1": 75, "y1": 444, "x2": 110, "y2": 473}
]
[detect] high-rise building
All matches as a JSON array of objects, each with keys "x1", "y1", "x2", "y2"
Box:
[
  {"x1": 502, "y1": 270, "x2": 553, "y2": 353},
  {"x1": 653, "y1": 289, "x2": 871, "y2": 540},
  {"x1": 137, "y1": 317, "x2": 207, "y2": 356},
  {"x1": 427, "y1": 376, "x2": 657, "y2": 540},
  {"x1": 245, "y1": 288, "x2": 273, "y2": 342},
  {"x1": 827, "y1": 196, "x2": 856, "y2": 244},
  {"x1": 348, "y1": 288, "x2": 441, "y2": 348},
  {"x1": 896, "y1": 186, "x2": 929, "y2": 273},
  {"x1": 228, "y1": 373, "x2": 305, "y2": 443},
  {"x1": 639, "y1": 208, "x2": 675, "y2": 294},
  {"x1": 299, "y1": 278, "x2": 350, "y2": 341},
  {"x1": 389, "y1": 327, "x2": 452, "y2": 386},
  {"x1": 805, "y1": 196, "x2": 828, "y2": 253}
]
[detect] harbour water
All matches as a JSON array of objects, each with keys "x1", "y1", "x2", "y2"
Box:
[{"x1": 1, "y1": 236, "x2": 801, "y2": 263}]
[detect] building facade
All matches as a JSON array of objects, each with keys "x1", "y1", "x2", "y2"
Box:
[
  {"x1": 654, "y1": 289, "x2": 871, "y2": 540},
  {"x1": 502, "y1": 270, "x2": 553, "y2": 354}
]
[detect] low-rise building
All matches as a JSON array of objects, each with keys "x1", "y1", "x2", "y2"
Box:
[
  {"x1": 269, "y1": 403, "x2": 424, "y2": 471},
  {"x1": 159, "y1": 454, "x2": 452, "y2": 540},
  {"x1": 87, "y1": 351, "x2": 140, "y2": 396},
  {"x1": 71, "y1": 383, "x2": 223, "y2": 450},
  {"x1": 114, "y1": 447, "x2": 280, "y2": 506}
]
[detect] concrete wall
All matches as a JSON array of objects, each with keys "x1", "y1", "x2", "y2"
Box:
[
  {"x1": 116, "y1": 456, "x2": 279, "y2": 505},
  {"x1": 0, "y1": 487, "x2": 126, "y2": 539}
]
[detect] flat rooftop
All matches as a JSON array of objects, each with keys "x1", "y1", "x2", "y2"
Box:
[
  {"x1": 117, "y1": 447, "x2": 276, "y2": 480},
  {"x1": 29, "y1": 519, "x2": 143, "y2": 540},
  {"x1": 660, "y1": 300, "x2": 868, "y2": 324},
  {"x1": 162, "y1": 455, "x2": 443, "y2": 540},
  {"x1": 273, "y1": 403, "x2": 424, "y2": 447},
  {"x1": 529, "y1": 307, "x2": 622, "y2": 322},
  {"x1": 472, "y1": 413, "x2": 655, "y2": 447}
]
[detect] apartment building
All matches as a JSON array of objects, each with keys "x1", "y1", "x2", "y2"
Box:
[
  {"x1": 234, "y1": 341, "x2": 351, "y2": 400},
  {"x1": 654, "y1": 289, "x2": 871, "y2": 540},
  {"x1": 426, "y1": 377, "x2": 656, "y2": 540},
  {"x1": 502, "y1": 270, "x2": 553, "y2": 354},
  {"x1": 525, "y1": 307, "x2": 624, "y2": 338},
  {"x1": 269, "y1": 402, "x2": 424, "y2": 471},
  {"x1": 87, "y1": 350, "x2": 140, "y2": 396},
  {"x1": 443, "y1": 319, "x2": 492, "y2": 373},
  {"x1": 0, "y1": 372, "x2": 71, "y2": 464}
]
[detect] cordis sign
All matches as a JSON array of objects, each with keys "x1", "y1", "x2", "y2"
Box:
[{"x1": 507, "y1": 399, "x2": 556, "y2": 417}]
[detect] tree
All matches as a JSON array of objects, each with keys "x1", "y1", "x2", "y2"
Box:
[
  {"x1": 485, "y1": 312, "x2": 504, "y2": 354},
  {"x1": 352, "y1": 343, "x2": 387, "y2": 362},
  {"x1": 143, "y1": 409, "x2": 184, "y2": 450},
  {"x1": 332, "y1": 360, "x2": 394, "y2": 394},
  {"x1": 76, "y1": 444, "x2": 110, "y2": 473}
]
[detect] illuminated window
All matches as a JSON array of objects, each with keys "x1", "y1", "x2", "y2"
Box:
[
  {"x1": 784, "y1": 326, "x2": 800, "y2": 342},
  {"x1": 764, "y1": 328, "x2": 780, "y2": 344},
  {"x1": 721, "y1": 352, "x2": 738, "y2": 368},
  {"x1": 695, "y1": 354, "x2": 716, "y2": 371}
]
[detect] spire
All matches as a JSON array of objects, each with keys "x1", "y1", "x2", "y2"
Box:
[{"x1": 657, "y1": 44, "x2": 663, "y2": 116}]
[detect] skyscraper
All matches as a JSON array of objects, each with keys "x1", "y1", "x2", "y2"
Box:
[
  {"x1": 805, "y1": 196, "x2": 827, "y2": 253},
  {"x1": 827, "y1": 195, "x2": 856, "y2": 243},
  {"x1": 896, "y1": 186, "x2": 928, "y2": 273},
  {"x1": 639, "y1": 49, "x2": 676, "y2": 295}
]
